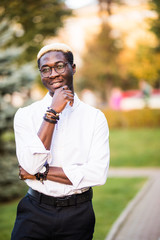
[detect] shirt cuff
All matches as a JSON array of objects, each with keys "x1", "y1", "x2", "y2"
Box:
[
  {"x1": 27, "y1": 135, "x2": 50, "y2": 155},
  {"x1": 63, "y1": 165, "x2": 84, "y2": 188}
]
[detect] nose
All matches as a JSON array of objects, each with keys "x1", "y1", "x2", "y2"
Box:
[{"x1": 49, "y1": 67, "x2": 59, "y2": 78}]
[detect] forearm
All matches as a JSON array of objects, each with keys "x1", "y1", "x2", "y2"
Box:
[
  {"x1": 38, "y1": 120, "x2": 55, "y2": 150},
  {"x1": 19, "y1": 166, "x2": 72, "y2": 185},
  {"x1": 48, "y1": 166, "x2": 72, "y2": 185}
]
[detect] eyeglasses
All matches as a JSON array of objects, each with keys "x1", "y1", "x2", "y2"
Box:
[{"x1": 39, "y1": 61, "x2": 68, "y2": 78}]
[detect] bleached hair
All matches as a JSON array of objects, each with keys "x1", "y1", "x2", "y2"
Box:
[{"x1": 37, "y1": 43, "x2": 73, "y2": 60}]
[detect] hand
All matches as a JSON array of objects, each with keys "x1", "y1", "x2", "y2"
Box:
[
  {"x1": 50, "y1": 85, "x2": 74, "y2": 113},
  {"x1": 19, "y1": 166, "x2": 35, "y2": 180}
]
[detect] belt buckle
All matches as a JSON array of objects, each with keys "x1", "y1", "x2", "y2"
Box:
[
  {"x1": 55, "y1": 195, "x2": 76, "y2": 207},
  {"x1": 55, "y1": 197, "x2": 69, "y2": 207}
]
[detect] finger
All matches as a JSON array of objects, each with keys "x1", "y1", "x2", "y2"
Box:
[
  {"x1": 62, "y1": 85, "x2": 69, "y2": 91},
  {"x1": 69, "y1": 99, "x2": 74, "y2": 107},
  {"x1": 64, "y1": 90, "x2": 73, "y2": 95},
  {"x1": 64, "y1": 94, "x2": 74, "y2": 101}
]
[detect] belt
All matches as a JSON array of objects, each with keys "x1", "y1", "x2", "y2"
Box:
[{"x1": 28, "y1": 187, "x2": 93, "y2": 207}]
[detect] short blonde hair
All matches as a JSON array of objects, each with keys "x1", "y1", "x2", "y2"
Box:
[{"x1": 37, "y1": 43, "x2": 72, "y2": 60}]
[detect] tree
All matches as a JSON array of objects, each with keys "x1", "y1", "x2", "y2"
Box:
[
  {"x1": 149, "y1": 0, "x2": 160, "y2": 52},
  {"x1": 98, "y1": 0, "x2": 124, "y2": 15},
  {"x1": 78, "y1": 1, "x2": 124, "y2": 102},
  {"x1": 127, "y1": 44, "x2": 160, "y2": 87},
  {"x1": 0, "y1": 19, "x2": 37, "y2": 201},
  {"x1": 78, "y1": 23, "x2": 122, "y2": 102},
  {"x1": 0, "y1": 0, "x2": 72, "y2": 62}
]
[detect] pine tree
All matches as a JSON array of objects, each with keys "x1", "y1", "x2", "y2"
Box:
[{"x1": 0, "y1": 20, "x2": 37, "y2": 201}]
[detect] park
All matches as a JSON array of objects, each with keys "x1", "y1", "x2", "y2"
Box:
[{"x1": 0, "y1": 0, "x2": 160, "y2": 239}]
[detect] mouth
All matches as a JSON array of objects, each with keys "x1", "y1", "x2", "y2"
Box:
[
  {"x1": 49, "y1": 79, "x2": 63, "y2": 85},
  {"x1": 49, "y1": 80, "x2": 63, "y2": 89}
]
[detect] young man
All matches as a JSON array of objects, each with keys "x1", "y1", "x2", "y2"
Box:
[{"x1": 11, "y1": 43, "x2": 110, "y2": 240}]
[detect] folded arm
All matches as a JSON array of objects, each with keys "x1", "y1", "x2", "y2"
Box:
[{"x1": 19, "y1": 166, "x2": 72, "y2": 185}]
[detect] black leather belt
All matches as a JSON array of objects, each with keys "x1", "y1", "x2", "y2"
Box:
[{"x1": 28, "y1": 187, "x2": 93, "y2": 207}]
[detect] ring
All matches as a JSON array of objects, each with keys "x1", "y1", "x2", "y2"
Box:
[{"x1": 62, "y1": 87, "x2": 65, "y2": 90}]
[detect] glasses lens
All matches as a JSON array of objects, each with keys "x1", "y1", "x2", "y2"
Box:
[
  {"x1": 41, "y1": 67, "x2": 51, "y2": 77},
  {"x1": 55, "y1": 62, "x2": 66, "y2": 74}
]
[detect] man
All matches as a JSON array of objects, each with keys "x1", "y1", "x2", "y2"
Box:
[{"x1": 11, "y1": 43, "x2": 110, "y2": 240}]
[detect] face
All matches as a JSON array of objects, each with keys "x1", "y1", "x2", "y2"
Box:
[{"x1": 39, "y1": 51, "x2": 76, "y2": 96}]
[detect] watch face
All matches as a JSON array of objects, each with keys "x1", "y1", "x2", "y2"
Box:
[{"x1": 40, "y1": 166, "x2": 46, "y2": 173}]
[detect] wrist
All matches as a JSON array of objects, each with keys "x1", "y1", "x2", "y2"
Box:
[{"x1": 35, "y1": 164, "x2": 49, "y2": 184}]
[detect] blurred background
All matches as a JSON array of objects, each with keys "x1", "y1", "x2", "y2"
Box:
[{"x1": 0, "y1": 0, "x2": 160, "y2": 239}]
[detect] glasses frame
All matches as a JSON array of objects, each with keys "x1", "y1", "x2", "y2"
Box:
[{"x1": 39, "y1": 62, "x2": 68, "y2": 77}]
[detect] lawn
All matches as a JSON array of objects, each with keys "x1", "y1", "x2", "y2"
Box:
[
  {"x1": 0, "y1": 177, "x2": 146, "y2": 240},
  {"x1": 109, "y1": 128, "x2": 160, "y2": 167}
]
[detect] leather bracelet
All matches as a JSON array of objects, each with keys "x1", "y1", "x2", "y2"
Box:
[{"x1": 43, "y1": 116, "x2": 57, "y2": 124}]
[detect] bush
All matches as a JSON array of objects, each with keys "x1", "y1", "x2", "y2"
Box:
[
  {"x1": 0, "y1": 154, "x2": 27, "y2": 202},
  {"x1": 103, "y1": 108, "x2": 160, "y2": 128}
]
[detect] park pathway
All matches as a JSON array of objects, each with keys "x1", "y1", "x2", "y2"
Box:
[{"x1": 105, "y1": 168, "x2": 160, "y2": 240}]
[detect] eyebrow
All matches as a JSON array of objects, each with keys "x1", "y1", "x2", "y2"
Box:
[{"x1": 41, "y1": 61, "x2": 65, "y2": 68}]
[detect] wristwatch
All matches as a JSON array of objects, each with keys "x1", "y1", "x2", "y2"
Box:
[{"x1": 35, "y1": 164, "x2": 49, "y2": 183}]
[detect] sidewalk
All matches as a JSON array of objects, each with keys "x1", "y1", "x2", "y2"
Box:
[{"x1": 105, "y1": 168, "x2": 160, "y2": 240}]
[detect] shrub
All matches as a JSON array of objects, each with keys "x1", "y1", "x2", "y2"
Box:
[
  {"x1": 0, "y1": 154, "x2": 27, "y2": 202},
  {"x1": 103, "y1": 108, "x2": 160, "y2": 128}
]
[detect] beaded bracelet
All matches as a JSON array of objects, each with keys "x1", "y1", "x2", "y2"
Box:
[
  {"x1": 47, "y1": 107, "x2": 60, "y2": 120},
  {"x1": 44, "y1": 113, "x2": 57, "y2": 120}
]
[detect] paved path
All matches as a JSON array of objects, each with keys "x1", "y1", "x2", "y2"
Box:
[{"x1": 105, "y1": 168, "x2": 160, "y2": 240}]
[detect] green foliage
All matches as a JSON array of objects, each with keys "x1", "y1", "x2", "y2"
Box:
[
  {"x1": 127, "y1": 44, "x2": 160, "y2": 87},
  {"x1": 0, "y1": 20, "x2": 37, "y2": 152},
  {"x1": 109, "y1": 128, "x2": 160, "y2": 167},
  {"x1": 149, "y1": 0, "x2": 160, "y2": 51},
  {"x1": 103, "y1": 108, "x2": 160, "y2": 128},
  {"x1": 0, "y1": 0, "x2": 72, "y2": 62},
  {"x1": 0, "y1": 154, "x2": 28, "y2": 201}
]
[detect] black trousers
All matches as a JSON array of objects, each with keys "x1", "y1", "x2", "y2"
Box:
[{"x1": 11, "y1": 193, "x2": 95, "y2": 240}]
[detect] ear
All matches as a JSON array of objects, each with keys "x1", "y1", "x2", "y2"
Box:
[{"x1": 72, "y1": 64, "x2": 76, "y2": 74}]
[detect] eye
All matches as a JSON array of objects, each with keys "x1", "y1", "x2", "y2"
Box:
[
  {"x1": 56, "y1": 63, "x2": 65, "y2": 69},
  {"x1": 41, "y1": 67, "x2": 50, "y2": 73}
]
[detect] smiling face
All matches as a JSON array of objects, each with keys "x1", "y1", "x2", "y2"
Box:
[{"x1": 39, "y1": 51, "x2": 76, "y2": 96}]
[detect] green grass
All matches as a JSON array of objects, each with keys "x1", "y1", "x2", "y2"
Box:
[
  {"x1": 109, "y1": 128, "x2": 160, "y2": 167},
  {"x1": 93, "y1": 177, "x2": 147, "y2": 240},
  {"x1": 0, "y1": 178, "x2": 146, "y2": 240},
  {"x1": 0, "y1": 199, "x2": 19, "y2": 240}
]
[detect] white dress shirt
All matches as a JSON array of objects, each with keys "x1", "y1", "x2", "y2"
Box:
[{"x1": 14, "y1": 93, "x2": 110, "y2": 197}]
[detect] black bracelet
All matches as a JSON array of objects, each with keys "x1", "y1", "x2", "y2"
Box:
[
  {"x1": 44, "y1": 113, "x2": 57, "y2": 120},
  {"x1": 46, "y1": 110, "x2": 60, "y2": 120},
  {"x1": 43, "y1": 164, "x2": 49, "y2": 180},
  {"x1": 35, "y1": 164, "x2": 49, "y2": 183},
  {"x1": 47, "y1": 107, "x2": 60, "y2": 120},
  {"x1": 43, "y1": 116, "x2": 57, "y2": 124}
]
